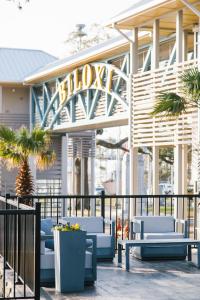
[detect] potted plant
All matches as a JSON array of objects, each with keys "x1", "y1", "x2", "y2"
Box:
[{"x1": 53, "y1": 223, "x2": 86, "y2": 293}]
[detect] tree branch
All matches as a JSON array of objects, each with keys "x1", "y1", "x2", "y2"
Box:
[
  {"x1": 96, "y1": 137, "x2": 174, "y2": 165},
  {"x1": 96, "y1": 137, "x2": 129, "y2": 152}
]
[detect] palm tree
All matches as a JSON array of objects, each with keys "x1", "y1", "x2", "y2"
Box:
[
  {"x1": 151, "y1": 67, "x2": 200, "y2": 117},
  {"x1": 0, "y1": 126, "x2": 56, "y2": 197},
  {"x1": 151, "y1": 67, "x2": 200, "y2": 191}
]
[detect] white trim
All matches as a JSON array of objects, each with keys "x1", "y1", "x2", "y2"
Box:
[
  {"x1": 25, "y1": 38, "x2": 128, "y2": 82},
  {"x1": 50, "y1": 114, "x2": 128, "y2": 133},
  {"x1": 25, "y1": 32, "x2": 149, "y2": 83}
]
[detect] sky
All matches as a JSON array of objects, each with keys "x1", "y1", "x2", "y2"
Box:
[{"x1": 0, "y1": 0, "x2": 134, "y2": 57}]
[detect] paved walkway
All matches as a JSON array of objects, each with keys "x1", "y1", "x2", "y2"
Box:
[{"x1": 41, "y1": 252, "x2": 200, "y2": 300}]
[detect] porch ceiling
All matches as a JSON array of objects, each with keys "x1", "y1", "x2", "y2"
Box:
[{"x1": 107, "y1": 0, "x2": 200, "y2": 34}]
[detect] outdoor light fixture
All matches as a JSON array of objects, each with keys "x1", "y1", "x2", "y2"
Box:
[{"x1": 7, "y1": 0, "x2": 30, "y2": 9}]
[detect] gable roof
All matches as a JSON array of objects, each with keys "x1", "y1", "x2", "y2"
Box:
[
  {"x1": 0, "y1": 48, "x2": 57, "y2": 84},
  {"x1": 25, "y1": 31, "x2": 151, "y2": 84}
]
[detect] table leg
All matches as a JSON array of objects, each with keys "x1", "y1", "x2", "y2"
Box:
[
  {"x1": 125, "y1": 244, "x2": 130, "y2": 271},
  {"x1": 118, "y1": 243, "x2": 122, "y2": 264},
  {"x1": 188, "y1": 245, "x2": 192, "y2": 261},
  {"x1": 197, "y1": 243, "x2": 200, "y2": 268}
]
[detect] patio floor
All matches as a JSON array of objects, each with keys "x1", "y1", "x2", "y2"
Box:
[{"x1": 41, "y1": 251, "x2": 200, "y2": 300}]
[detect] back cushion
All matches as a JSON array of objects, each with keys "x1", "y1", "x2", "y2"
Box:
[
  {"x1": 133, "y1": 216, "x2": 175, "y2": 233},
  {"x1": 61, "y1": 217, "x2": 103, "y2": 233},
  {"x1": 41, "y1": 218, "x2": 54, "y2": 235}
]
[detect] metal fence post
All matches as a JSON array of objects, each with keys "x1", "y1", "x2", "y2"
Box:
[
  {"x1": 101, "y1": 191, "x2": 105, "y2": 219},
  {"x1": 5, "y1": 193, "x2": 10, "y2": 208},
  {"x1": 101, "y1": 191, "x2": 105, "y2": 232},
  {"x1": 34, "y1": 202, "x2": 41, "y2": 300}
]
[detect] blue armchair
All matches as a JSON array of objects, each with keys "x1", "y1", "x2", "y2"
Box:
[
  {"x1": 60, "y1": 217, "x2": 115, "y2": 260},
  {"x1": 40, "y1": 219, "x2": 97, "y2": 286}
]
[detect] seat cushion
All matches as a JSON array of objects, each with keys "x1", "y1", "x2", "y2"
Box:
[
  {"x1": 144, "y1": 232, "x2": 184, "y2": 240},
  {"x1": 87, "y1": 233, "x2": 111, "y2": 248},
  {"x1": 41, "y1": 249, "x2": 93, "y2": 269},
  {"x1": 133, "y1": 216, "x2": 175, "y2": 233},
  {"x1": 41, "y1": 240, "x2": 46, "y2": 255},
  {"x1": 85, "y1": 251, "x2": 92, "y2": 269},
  {"x1": 133, "y1": 232, "x2": 186, "y2": 259},
  {"x1": 61, "y1": 217, "x2": 103, "y2": 233},
  {"x1": 41, "y1": 249, "x2": 55, "y2": 269}
]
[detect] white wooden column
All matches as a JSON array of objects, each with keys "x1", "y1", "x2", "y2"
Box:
[
  {"x1": 130, "y1": 147, "x2": 138, "y2": 216},
  {"x1": 198, "y1": 20, "x2": 200, "y2": 69},
  {"x1": 182, "y1": 145, "x2": 188, "y2": 219},
  {"x1": 152, "y1": 19, "x2": 160, "y2": 70},
  {"x1": 176, "y1": 9, "x2": 185, "y2": 221},
  {"x1": 90, "y1": 157, "x2": 95, "y2": 194},
  {"x1": 174, "y1": 144, "x2": 183, "y2": 220},
  {"x1": 176, "y1": 10, "x2": 183, "y2": 63},
  {"x1": 61, "y1": 135, "x2": 68, "y2": 216},
  {"x1": 183, "y1": 30, "x2": 188, "y2": 61},
  {"x1": 152, "y1": 146, "x2": 159, "y2": 215},
  {"x1": 90, "y1": 156, "x2": 95, "y2": 216},
  {"x1": 130, "y1": 28, "x2": 138, "y2": 74},
  {"x1": 72, "y1": 157, "x2": 76, "y2": 215},
  {"x1": 0, "y1": 86, "x2": 3, "y2": 113},
  {"x1": 129, "y1": 27, "x2": 139, "y2": 217},
  {"x1": 182, "y1": 145, "x2": 188, "y2": 194},
  {"x1": 81, "y1": 158, "x2": 85, "y2": 195}
]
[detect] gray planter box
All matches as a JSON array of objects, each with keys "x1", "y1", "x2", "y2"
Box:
[{"x1": 53, "y1": 230, "x2": 86, "y2": 293}]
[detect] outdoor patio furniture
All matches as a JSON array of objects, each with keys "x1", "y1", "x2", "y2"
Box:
[
  {"x1": 118, "y1": 238, "x2": 200, "y2": 271},
  {"x1": 60, "y1": 216, "x2": 115, "y2": 259},
  {"x1": 40, "y1": 220, "x2": 97, "y2": 286},
  {"x1": 130, "y1": 216, "x2": 188, "y2": 260}
]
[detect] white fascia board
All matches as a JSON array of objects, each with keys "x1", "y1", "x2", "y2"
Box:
[
  {"x1": 25, "y1": 37, "x2": 128, "y2": 82},
  {"x1": 25, "y1": 31, "x2": 149, "y2": 83}
]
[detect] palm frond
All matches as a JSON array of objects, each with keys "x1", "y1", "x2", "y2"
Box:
[
  {"x1": 31, "y1": 127, "x2": 51, "y2": 153},
  {"x1": 0, "y1": 126, "x2": 16, "y2": 144},
  {"x1": 36, "y1": 150, "x2": 56, "y2": 170},
  {"x1": 182, "y1": 67, "x2": 200, "y2": 104},
  {"x1": 16, "y1": 127, "x2": 34, "y2": 155},
  {"x1": 0, "y1": 147, "x2": 21, "y2": 169},
  {"x1": 151, "y1": 92, "x2": 186, "y2": 117}
]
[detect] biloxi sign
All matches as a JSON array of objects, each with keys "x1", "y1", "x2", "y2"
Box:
[
  {"x1": 58, "y1": 62, "x2": 127, "y2": 107},
  {"x1": 34, "y1": 60, "x2": 129, "y2": 129}
]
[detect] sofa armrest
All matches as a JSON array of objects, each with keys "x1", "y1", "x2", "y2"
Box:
[
  {"x1": 104, "y1": 218, "x2": 115, "y2": 235},
  {"x1": 130, "y1": 219, "x2": 144, "y2": 240},
  {"x1": 86, "y1": 234, "x2": 97, "y2": 281},
  {"x1": 41, "y1": 234, "x2": 54, "y2": 241},
  {"x1": 176, "y1": 219, "x2": 188, "y2": 238},
  {"x1": 103, "y1": 219, "x2": 115, "y2": 256}
]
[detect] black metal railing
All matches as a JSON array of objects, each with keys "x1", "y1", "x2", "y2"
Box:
[
  {"x1": 0, "y1": 196, "x2": 40, "y2": 300},
  {"x1": 9, "y1": 193, "x2": 200, "y2": 242}
]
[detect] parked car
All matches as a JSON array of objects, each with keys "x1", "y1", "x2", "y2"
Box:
[
  {"x1": 159, "y1": 183, "x2": 173, "y2": 195},
  {"x1": 95, "y1": 187, "x2": 105, "y2": 195}
]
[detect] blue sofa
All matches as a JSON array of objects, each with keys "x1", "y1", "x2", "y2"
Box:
[
  {"x1": 61, "y1": 217, "x2": 115, "y2": 260},
  {"x1": 131, "y1": 216, "x2": 188, "y2": 260},
  {"x1": 40, "y1": 218, "x2": 97, "y2": 286}
]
